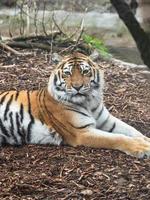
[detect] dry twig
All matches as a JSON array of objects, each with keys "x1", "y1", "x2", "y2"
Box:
[
  {"x1": 52, "y1": 13, "x2": 68, "y2": 38},
  {"x1": 0, "y1": 42, "x2": 24, "y2": 56}
]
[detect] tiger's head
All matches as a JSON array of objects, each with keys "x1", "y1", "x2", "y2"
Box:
[{"x1": 48, "y1": 52, "x2": 104, "y2": 104}]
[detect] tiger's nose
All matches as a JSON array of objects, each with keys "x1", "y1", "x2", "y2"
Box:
[{"x1": 72, "y1": 84, "x2": 83, "y2": 91}]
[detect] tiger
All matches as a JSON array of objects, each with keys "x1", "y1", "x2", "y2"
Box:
[{"x1": 0, "y1": 52, "x2": 150, "y2": 158}]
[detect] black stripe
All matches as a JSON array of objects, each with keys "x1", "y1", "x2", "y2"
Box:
[
  {"x1": 4, "y1": 94, "x2": 13, "y2": 120},
  {"x1": 38, "y1": 89, "x2": 44, "y2": 103},
  {"x1": 27, "y1": 91, "x2": 32, "y2": 114},
  {"x1": 96, "y1": 106, "x2": 104, "y2": 120},
  {"x1": 38, "y1": 89, "x2": 48, "y2": 118},
  {"x1": 93, "y1": 84, "x2": 100, "y2": 89},
  {"x1": 27, "y1": 126, "x2": 33, "y2": 143},
  {"x1": 0, "y1": 118, "x2": 10, "y2": 137},
  {"x1": 15, "y1": 91, "x2": 19, "y2": 100},
  {"x1": 19, "y1": 103, "x2": 24, "y2": 123},
  {"x1": 54, "y1": 74, "x2": 57, "y2": 85},
  {"x1": 0, "y1": 91, "x2": 6, "y2": 96},
  {"x1": 96, "y1": 69, "x2": 100, "y2": 83},
  {"x1": 38, "y1": 93, "x2": 45, "y2": 124},
  {"x1": 93, "y1": 68, "x2": 96, "y2": 80},
  {"x1": 26, "y1": 91, "x2": 34, "y2": 142},
  {"x1": 108, "y1": 122, "x2": 116, "y2": 132},
  {"x1": 60, "y1": 63, "x2": 65, "y2": 69},
  {"x1": 16, "y1": 113, "x2": 26, "y2": 144},
  {"x1": 98, "y1": 115, "x2": 110, "y2": 129},
  {"x1": 90, "y1": 69, "x2": 100, "y2": 89},
  {"x1": 49, "y1": 130, "x2": 57, "y2": 138},
  {"x1": 65, "y1": 108, "x2": 90, "y2": 117},
  {"x1": 69, "y1": 122, "x2": 94, "y2": 129},
  {"x1": 16, "y1": 113, "x2": 22, "y2": 137},
  {"x1": 0, "y1": 92, "x2": 9, "y2": 104},
  {"x1": 22, "y1": 128, "x2": 26, "y2": 144},
  {"x1": 91, "y1": 105, "x2": 98, "y2": 112},
  {"x1": 9, "y1": 112, "x2": 18, "y2": 144},
  {"x1": 55, "y1": 86, "x2": 65, "y2": 92},
  {"x1": 38, "y1": 89, "x2": 50, "y2": 125},
  {"x1": 58, "y1": 70, "x2": 61, "y2": 80},
  {"x1": 43, "y1": 90, "x2": 50, "y2": 116},
  {"x1": 1, "y1": 136, "x2": 7, "y2": 146}
]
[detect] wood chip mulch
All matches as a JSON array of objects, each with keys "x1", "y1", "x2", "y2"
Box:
[{"x1": 0, "y1": 49, "x2": 150, "y2": 200}]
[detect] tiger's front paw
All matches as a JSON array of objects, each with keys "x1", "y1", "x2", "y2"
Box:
[{"x1": 125, "y1": 137, "x2": 150, "y2": 158}]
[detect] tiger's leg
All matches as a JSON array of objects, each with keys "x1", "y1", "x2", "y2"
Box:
[
  {"x1": 72, "y1": 128, "x2": 150, "y2": 158},
  {"x1": 95, "y1": 106, "x2": 150, "y2": 142},
  {"x1": 108, "y1": 115, "x2": 150, "y2": 143}
]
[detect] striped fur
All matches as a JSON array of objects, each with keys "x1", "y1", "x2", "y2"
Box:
[{"x1": 0, "y1": 52, "x2": 150, "y2": 158}]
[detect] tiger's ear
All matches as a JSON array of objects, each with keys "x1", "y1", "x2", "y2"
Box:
[
  {"x1": 51, "y1": 53, "x2": 63, "y2": 64},
  {"x1": 89, "y1": 51, "x2": 104, "y2": 70},
  {"x1": 89, "y1": 50, "x2": 100, "y2": 62}
]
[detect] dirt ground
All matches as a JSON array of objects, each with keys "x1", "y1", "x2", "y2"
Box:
[{"x1": 0, "y1": 49, "x2": 150, "y2": 200}]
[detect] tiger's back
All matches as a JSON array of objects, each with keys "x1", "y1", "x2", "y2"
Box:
[{"x1": 0, "y1": 90, "x2": 63, "y2": 146}]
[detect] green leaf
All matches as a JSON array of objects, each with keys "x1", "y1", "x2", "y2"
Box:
[{"x1": 82, "y1": 34, "x2": 110, "y2": 58}]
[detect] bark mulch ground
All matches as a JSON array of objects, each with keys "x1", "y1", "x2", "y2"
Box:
[{"x1": 0, "y1": 49, "x2": 150, "y2": 200}]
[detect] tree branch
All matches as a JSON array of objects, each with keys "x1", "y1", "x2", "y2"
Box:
[{"x1": 0, "y1": 42, "x2": 24, "y2": 56}]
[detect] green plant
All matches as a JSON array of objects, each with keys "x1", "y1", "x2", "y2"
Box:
[{"x1": 82, "y1": 34, "x2": 110, "y2": 58}]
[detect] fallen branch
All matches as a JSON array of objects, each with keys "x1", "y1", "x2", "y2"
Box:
[
  {"x1": 6, "y1": 41, "x2": 52, "y2": 51},
  {"x1": 0, "y1": 42, "x2": 24, "y2": 56},
  {"x1": 4, "y1": 40, "x2": 92, "y2": 55},
  {"x1": 0, "y1": 29, "x2": 92, "y2": 56},
  {"x1": 5, "y1": 31, "x2": 61, "y2": 42}
]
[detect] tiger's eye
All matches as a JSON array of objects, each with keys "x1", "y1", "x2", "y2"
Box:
[
  {"x1": 83, "y1": 69, "x2": 90, "y2": 75},
  {"x1": 63, "y1": 71, "x2": 71, "y2": 76}
]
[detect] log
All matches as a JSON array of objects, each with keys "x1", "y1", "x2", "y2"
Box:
[{"x1": 0, "y1": 42, "x2": 24, "y2": 56}]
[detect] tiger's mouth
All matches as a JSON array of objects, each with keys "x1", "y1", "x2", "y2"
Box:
[
  {"x1": 68, "y1": 90, "x2": 87, "y2": 97},
  {"x1": 75, "y1": 92, "x2": 85, "y2": 97},
  {"x1": 70, "y1": 92, "x2": 87, "y2": 104}
]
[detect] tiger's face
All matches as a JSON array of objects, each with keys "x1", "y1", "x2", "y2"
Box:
[{"x1": 48, "y1": 53, "x2": 103, "y2": 104}]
